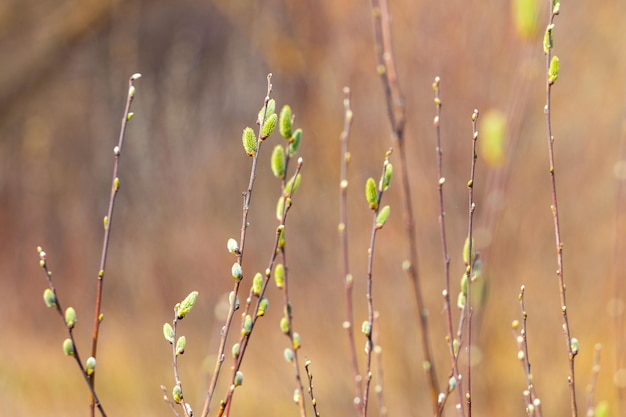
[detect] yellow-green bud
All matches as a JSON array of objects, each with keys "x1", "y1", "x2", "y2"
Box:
[
  {"x1": 361, "y1": 321, "x2": 371, "y2": 336},
  {"x1": 232, "y1": 342, "x2": 240, "y2": 359},
  {"x1": 285, "y1": 173, "x2": 302, "y2": 196},
  {"x1": 176, "y1": 291, "x2": 199, "y2": 319},
  {"x1": 257, "y1": 297, "x2": 269, "y2": 317},
  {"x1": 292, "y1": 332, "x2": 301, "y2": 350},
  {"x1": 63, "y1": 338, "x2": 75, "y2": 356},
  {"x1": 463, "y1": 236, "x2": 476, "y2": 266},
  {"x1": 375, "y1": 205, "x2": 391, "y2": 229},
  {"x1": 231, "y1": 263, "x2": 243, "y2": 281},
  {"x1": 548, "y1": 55, "x2": 560, "y2": 84},
  {"x1": 176, "y1": 336, "x2": 186, "y2": 355},
  {"x1": 172, "y1": 385, "x2": 183, "y2": 403},
  {"x1": 242, "y1": 314, "x2": 252, "y2": 336},
  {"x1": 280, "y1": 316, "x2": 290, "y2": 334},
  {"x1": 277, "y1": 226, "x2": 285, "y2": 248},
  {"x1": 380, "y1": 163, "x2": 393, "y2": 191},
  {"x1": 85, "y1": 357, "x2": 96, "y2": 376},
  {"x1": 543, "y1": 24, "x2": 554, "y2": 53},
  {"x1": 274, "y1": 263, "x2": 285, "y2": 289},
  {"x1": 365, "y1": 177, "x2": 378, "y2": 210},
  {"x1": 43, "y1": 288, "x2": 56, "y2": 307},
  {"x1": 457, "y1": 292, "x2": 466, "y2": 309},
  {"x1": 288, "y1": 128, "x2": 302, "y2": 157},
  {"x1": 279, "y1": 105, "x2": 293, "y2": 139},
  {"x1": 163, "y1": 323, "x2": 174, "y2": 343},
  {"x1": 65, "y1": 307, "x2": 77, "y2": 328},
  {"x1": 261, "y1": 113, "x2": 278, "y2": 139},
  {"x1": 252, "y1": 272, "x2": 263, "y2": 296},
  {"x1": 258, "y1": 99, "x2": 276, "y2": 125},
  {"x1": 276, "y1": 196, "x2": 285, "y2": 222},
  {"x1": 227, "y1": 238, "x2": 240, "y2": 254},
  {"x1": 242, "y1": 127, "x2": 257, "y2": 156},
  {"x1": 234, "y1": 371, "x2": 244, "y2": 387},
  {"x1": 271, "y1": 145, "x2": 286, "y2": 179}
]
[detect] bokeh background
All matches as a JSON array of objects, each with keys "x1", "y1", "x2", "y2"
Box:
[{"x1": 2, "y1": 0, "x2": 626, "y2": 416}]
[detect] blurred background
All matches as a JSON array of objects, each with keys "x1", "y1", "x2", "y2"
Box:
[{"x1": 1, "y1": 0, "x2": 626, "y2": 416}]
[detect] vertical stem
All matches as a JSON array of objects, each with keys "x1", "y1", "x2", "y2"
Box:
[
  {"x1": 543, "y1": 4, "x2": 578, "y2": 416},
  {"x1": 202, "y1": 74, "x2": 274, "y2": 417},
  {"x1": 368, "y1": 0, "x2": 440, "y2": 411},
  {"x1": 338, "y1": 86, "x2": 362, "y2": 413},
  {"x1": 433, "y1": 77, "x2": 464, "y2": 415},
  {"x1": 90, "y1": 73, "x2": 141, "y2": 416}
]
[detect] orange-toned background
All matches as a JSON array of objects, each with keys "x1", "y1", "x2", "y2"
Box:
[{"x1": 1, "y1": 1, "x2": 625, "y2": 416}]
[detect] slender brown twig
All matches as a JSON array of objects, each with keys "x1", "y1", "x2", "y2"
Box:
[
  {"x1": 37, "y1": 248, "x2": 108, "y2": 417},
  {"x1": 463, "y1": 109, "x2": 480, "y2": 417},
  {"x1": 218, "y1": 159, "x2": 304, "y2": 417},
  {"x1": 170, "y1": 311, "x2": 192, "y2": 417},
  {"x1": 201, "y1": 74, "x2": 274, "y2": 417},
  {"x1": 338, "y1": 86, "x2": 362, "y2": 413},
  {"x1": 542, "y1": 3, "x2": 578, "y2": 416},
  {"x1": 513, "y1": 285, "x2": 543, "y2": 417},
  {"x1": 362, "y1": 150, "x2": 392, "y2": 417},
  {"x1": 433, "y1": 77, "x2": 465, "y2": 415},
  {"x1": 278, "y1": 191, "x2": 307, "y2": 417},
  {"x1": 368, "y1": 0, "x2": 439, "y2": 411},
  {"x1": 161, "y1": 385, "x2": 183, "y2": 417},
  {"x1": 90, "y1": 76, "x2": 142, "y2": 398},
  {"x1": 305, "y1": 360, "x2": 321, "y2": 417}
]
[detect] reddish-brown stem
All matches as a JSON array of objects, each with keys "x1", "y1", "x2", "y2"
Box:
[
  {"x1": 463, "y1": 109, "x2": 480, "y2": 417},
  {"x1": 361, "y1": 151, "x2": 392, "y2": 417},
  {"x1": 513, "y1": 286, "x2": 543, "y2": 417},
  {"x1": 368, "y1": 0, "x2": 439, "y2": 411},
  {"x1": 218, "y1": 159, "x2": 304, "y2": 417},
  {"x1": 37, "y1": 250, "x2": 108, "y2": 417},
  {"x1": 89, "y1": 73, "x2": 140, "y2": 416},
  {"x1": 279, "y1": 236, "x2": 307, "y2": 417},
  {"x1": 543, "y1": 5, "x2": 578, "y2": 416},
  {"x1": 433, "y1": 77, "x2": 464, "y2": 416},
  {"x1": 201, "y1": 75, "x2": 273, "y2": 417}
]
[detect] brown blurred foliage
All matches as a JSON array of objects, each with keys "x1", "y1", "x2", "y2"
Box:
[{"x1": 1, "y1": 0, "x2": 626, "y2": 416}]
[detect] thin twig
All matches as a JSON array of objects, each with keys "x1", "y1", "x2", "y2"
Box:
[
  {"x1": 201, "y1": 74, "x2": 273, "y2": 417},
  {"x1": 463, "y1": 109, "x2": 480, "y2": 417},
  {"x1": 161, "y1": 385, "x2": 183, "y2": 417},
  {"x1": 37, "y1": 249, "x2": 108, "y2": 417},
  {"x1": 278, "y1": 201, "x2": 307, "y2": 417},
  {"x1": 433, "y1": 77, "x2": 465, "y2": 416},
  {"x1": 305, "y1": 360, "x2": 321, "y2": 417},
  {"x1": 542, "y1": 4, "x2": 578, "y2": 416},
  {"x1": 170, "y1": 313, "x2": 192, "y2": 417},
  {"x1": 368, "y1": 0, "x2": 440, "y2": 411},
  {"x1": 338, "y1": 86, "x2": 362, "y2": 413},
  {"x1": 513, "y1": 285, "x2": 543, "y2": 417},
  {"x1": 362, "y1": 150, "x2": 392, "y2": 417},
  {"x1": 218, "y1": 159, "x2": 304, "y2": 417},
  {"x1": 90, "y1": 73, "x2": 141, "y2": 416}
]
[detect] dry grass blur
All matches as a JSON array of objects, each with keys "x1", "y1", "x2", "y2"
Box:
[{"x1": 2, "y1": 0, "x2": 626, "y2": 416}]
